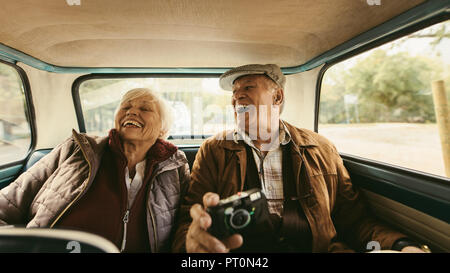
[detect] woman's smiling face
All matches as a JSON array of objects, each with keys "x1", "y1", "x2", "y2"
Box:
[{"x1": 114, "y1": 94, "x2": 162, "y2": 145}]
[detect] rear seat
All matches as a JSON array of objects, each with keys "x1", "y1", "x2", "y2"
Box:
[
  {"x1": 23, "y1": 147, "x2": 199, "y2": 172},
  {"x1": 179, "y1": 147, "x2": 199, "y2": 170}
]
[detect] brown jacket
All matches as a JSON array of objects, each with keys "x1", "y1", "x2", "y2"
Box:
[
  {"x1": 0, "y1": 130, "x2": 190, "y2": 252},
  {"x1": 172, "y1": 121, "x2": 406, "y2": 252}
]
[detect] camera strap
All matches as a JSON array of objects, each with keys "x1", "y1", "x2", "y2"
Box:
[
  {"x1": 280, "y1": 142, "x2": 312, "y2": 252},
  {"x1": 243, "y1": 144, "x2": 263, "y2": 190},
  {"x1": 240, "y1": 144, "x2": 281, "y2": 252},
  {"x1": 243, "y1": 142, "x2": 312, "y2": 252}
]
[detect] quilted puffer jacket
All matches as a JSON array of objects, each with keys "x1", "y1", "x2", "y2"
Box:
[{"x1": 0, "y1": 130, "x2": 190, "y2": 252}]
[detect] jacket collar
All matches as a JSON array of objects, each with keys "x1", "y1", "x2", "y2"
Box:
[
  {"x1": 71, "y1": 129, "x2": 108, "y2": 166},
  {"x1": 71, "y1": 129, "x2": 184, "y2": 175},
  {"x1": 107, "y1": 129, "x2": 178, "y2": 165},
  {"x1": 71, "y1": 129, "x2": 109, "y2": 154},
  {"x1": 283, "y1": 121, "x2": 319, "y2": 148}
]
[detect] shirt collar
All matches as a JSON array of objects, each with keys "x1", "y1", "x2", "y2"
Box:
[
  {"x1": 124, "y1": 160, "x2": 146, "y2": 182},
  {"x1": 233, "y1": 120, "x2": 291, "y2": 151}
]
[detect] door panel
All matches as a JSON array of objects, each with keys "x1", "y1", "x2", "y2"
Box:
[
  {"x1": 362, "y1": 190, "x2": 450, "y2": 253},
  {"x1": 343, "y1": 156, "x2": 450, "y2": 252},
  {"x1": 344, "y1": 157, "x2": 450, "y2": 223},
  {"x1": 0, "y1": 165, "x2": 23, "y2": 190}
]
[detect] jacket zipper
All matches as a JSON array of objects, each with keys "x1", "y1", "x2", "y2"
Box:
[
  {"x1": 123, "y1": 169, "x2": 160, "y2": 252},
  {"x1": 120, "y1": 209, "x2": 130, "y2": 252},
  {"x1": 121, "y1": 187, "x2": 158, "y2": 252},
  {"x1": 50, "y1": 137, "x2": 92, "y2": 228},
  {"x1": 147, "y1": 184, "x2": 158, "y2": 252}
]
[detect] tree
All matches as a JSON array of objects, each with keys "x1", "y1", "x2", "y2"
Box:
[
  {"x1": 406, "y1": 21, "x2": 450, "y2": 47},
  {"x1": 321, "y1": 49, "x2": 442, "y2": 124}
]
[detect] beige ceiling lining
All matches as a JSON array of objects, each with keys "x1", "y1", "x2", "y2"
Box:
[
  {"x1": 41, "y1": 39, "x2": 305, "y2": 67},
  {"x1": 0, "y1": 0, "x2": 426, "y2": 68},
  {"x1": 17, "y1": 24, "x2": 307, "y2": 45},
  {"x1": 15, "y1": 26, "x2": 323, "y2": 67}
]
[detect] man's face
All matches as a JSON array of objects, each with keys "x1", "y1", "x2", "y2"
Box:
[
  {"x1": 232, "y1": 74, "x2": 277, "y2": 109},
  {"x1": 231, "y1": 74, "x2": 283, "y2": 137},
  {"x1": 114, "y1": 95, "x2": 162, "y2": 145}
]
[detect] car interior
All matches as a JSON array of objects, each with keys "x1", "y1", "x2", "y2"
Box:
[{"x1": 0, "y1": 0, "x2": 449, "y2": 253}]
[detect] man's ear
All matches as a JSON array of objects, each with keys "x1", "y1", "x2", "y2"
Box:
[{"x1": 273, "y1": 88, "x2": 284, "y2": 105}]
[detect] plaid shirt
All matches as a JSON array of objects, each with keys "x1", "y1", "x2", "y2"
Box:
[{"x1": 233, "y1": 121, "x2": 292, "y2": 216}]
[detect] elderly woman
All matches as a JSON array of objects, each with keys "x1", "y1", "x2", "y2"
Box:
[{"x1": 0, "y1": 88, "x2": 189, "y2": 253}]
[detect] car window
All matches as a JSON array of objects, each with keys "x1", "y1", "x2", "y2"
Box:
[
  {"x1": 319, "y1": 20, "x2": 450, "y2": 179},
  {"x1": 0, "y1": 62, "x2": 32, "y2": 165},
  {"x1": 77, "y1": 77, "x2": 234, "y2": 145}
]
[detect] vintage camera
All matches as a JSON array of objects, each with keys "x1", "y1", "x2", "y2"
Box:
[{"x1": 206, "y1": 188, "x2": 269, "y2": 239}]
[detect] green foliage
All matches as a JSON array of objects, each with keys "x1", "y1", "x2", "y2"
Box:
[
  {"x1": 320, "y1": 49, "x2": 447, "y2": 124},
  {"x1": 321, "y1": 20, "x2": 450, "y2": 125}
]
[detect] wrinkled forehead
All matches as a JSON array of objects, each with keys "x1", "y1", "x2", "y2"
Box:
[{"x1": 118, "y1": 94, "x2": 162, "y2": 115}]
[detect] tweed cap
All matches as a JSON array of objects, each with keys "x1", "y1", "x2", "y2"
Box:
[{"x1": 219, "y1": 64, "x2": 286, "y2": 91}]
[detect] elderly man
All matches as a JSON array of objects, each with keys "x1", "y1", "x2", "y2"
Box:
[{"x1": 172, "y1": 64, "x2": 428, "y2": 253}]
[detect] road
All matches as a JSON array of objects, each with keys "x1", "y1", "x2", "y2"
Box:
[{"x1": 319, "y1": 123, "x2": 447, "y2": 178}]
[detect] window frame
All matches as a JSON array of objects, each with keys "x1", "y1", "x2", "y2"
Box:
[
  {"x1": 314, "y1": 15, "x2": 450, "y2": 184},
  {"x1": 71, "y1": 73, "x2": 223, "y2": 141},
  {"x1": 0, "y1": 59, "x2": 36, "y2": 169}
]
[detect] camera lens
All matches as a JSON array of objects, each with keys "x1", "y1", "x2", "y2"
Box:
[{"x1": 229, "y1": 209, "x2": 251, "y2": 229}]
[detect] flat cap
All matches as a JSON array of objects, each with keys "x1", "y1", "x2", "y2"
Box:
[{"x1": 219, "y1": 64, "x2": 286, "y2": 91}]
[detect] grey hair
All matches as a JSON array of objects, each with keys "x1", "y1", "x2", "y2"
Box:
[
  {"x1": 262, "y1": 75, "x2": 285, "y2": 114},
  {"x1": 116, "y1": 88, "x2": 173, "y2": 139}
]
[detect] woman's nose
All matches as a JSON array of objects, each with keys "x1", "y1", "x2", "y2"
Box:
[{"x1": 126, "y1": 107, "x2": 137, "y2": 116}]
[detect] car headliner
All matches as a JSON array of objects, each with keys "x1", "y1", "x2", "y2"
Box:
[{"x1": 0, "y1": 0, "x2": 425, "y2": 68}]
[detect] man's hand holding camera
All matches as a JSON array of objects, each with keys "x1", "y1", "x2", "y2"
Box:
[{"x1": 186, "y1": 192, "x2": 243, "y2": 253}]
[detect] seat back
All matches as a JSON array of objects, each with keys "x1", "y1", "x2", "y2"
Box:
[
  {"x1": 23, "y1": 147, "x2": 199, "y2": 171},
  {"x1": 179, "y1": 146, "x2": 199, "y2": 170},
  {"x1": 23, "y1": 149, "x2": 52, "y2": 171}
]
